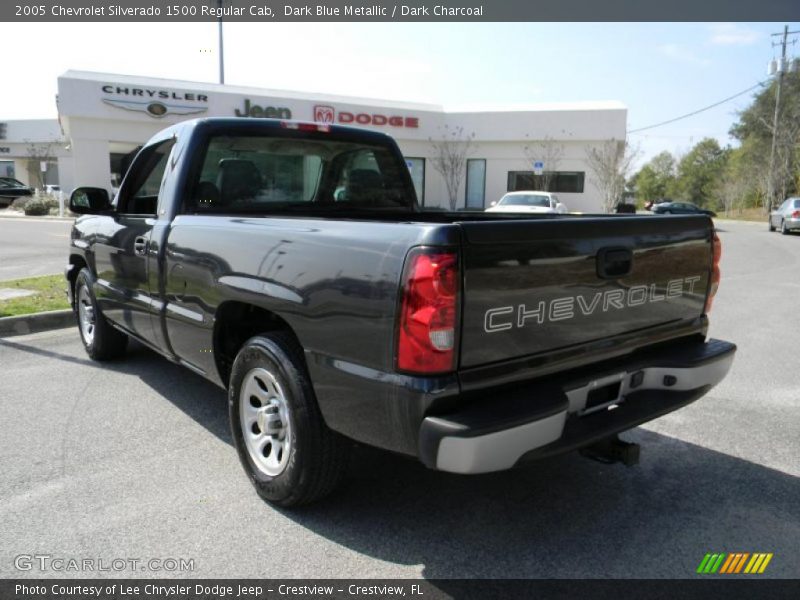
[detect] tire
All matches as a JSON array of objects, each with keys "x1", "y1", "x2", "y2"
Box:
[
  {"x1": 663, "y1": 210, "x2": 672, "y2": 215},
  {"x1": 781, "y1": 220, "x2": 792, "y2": 235},
  {"x1": 228, "y1": 332, "x2": 350, "y2": 507},
  {"x1": 74, "y1": 268, "x2": 128, "y2": 360},
  {"x1": 769, "y1": 218, "x2": 776, "y2": 232}
]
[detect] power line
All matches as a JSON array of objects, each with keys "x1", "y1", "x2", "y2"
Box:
[{"x1": 627, "y1": 81, "x2": 767, "y2": 134}]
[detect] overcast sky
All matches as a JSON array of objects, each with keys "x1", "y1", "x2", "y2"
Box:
[{"x1": 3, "y1": 21, "x2": 798, "y2": 162}]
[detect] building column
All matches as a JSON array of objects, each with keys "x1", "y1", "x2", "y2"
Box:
[{"x1": 68, "y1": 138, "x2": 112, "y2": 194}]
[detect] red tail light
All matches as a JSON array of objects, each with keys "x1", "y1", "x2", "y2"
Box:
[
  {"x1": 280, "y1": 121, "x2": 330, "y2": 133},
  {"x1": 396, "y1": 248, "x2": 459, "y2": 374},
  {"x1": 705, "y1": 231, "x2": 722, "y2": 313},
  {"x1": 791, "y1": 210, "x2": 800, "y2": 219}
]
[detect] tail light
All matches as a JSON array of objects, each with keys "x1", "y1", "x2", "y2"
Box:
[
  {"x1": 280, "y1": 121, "x2": 330, "y2": 133},
  {"x1": 791, "y1": 210, "x2": 800, "y2": 219},
  {"x1": 396, "y1": 248, "x2": 459, "y2": 374},
  {"x1": 705, "y1": 231, "x2": 722, "y2": 313}
]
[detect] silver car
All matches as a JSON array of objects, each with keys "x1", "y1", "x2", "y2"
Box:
[{"x1": 768, "y1": 197, "x2": 800, "y2": 235}]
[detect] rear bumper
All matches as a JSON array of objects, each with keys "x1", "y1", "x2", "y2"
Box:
[
  {"x1": 418, "y1": 338, "x2": 735, "y2": 474},
  {"x1": 782, "y1": 217, "x2": 800, "y2": 230}
]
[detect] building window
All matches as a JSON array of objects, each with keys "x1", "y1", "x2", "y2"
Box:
[
  {"x1": 404, "y1": 157, "x2": 425, "y2": 206},
  {"x1": 465, "y1": 159, "x2": 486, "y2": 209},
  {"x1": 507, "y1": 171, "x2": 585, "y2": 194}
]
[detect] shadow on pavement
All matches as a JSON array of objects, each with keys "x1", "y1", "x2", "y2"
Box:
[
  {"x1": 0, "y1": 335, "x2": 232, "y2": 444},
  {"x1": 4, "y1": 334, "x2": 799, "y2": 580},
  {"x1": 279, "y1": 434, "x2": 800, "y2": 580}
]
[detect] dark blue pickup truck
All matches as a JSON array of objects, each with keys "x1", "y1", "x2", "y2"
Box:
[{"x1": 65, "y1": 118, "x2": 734, "y2": 506}]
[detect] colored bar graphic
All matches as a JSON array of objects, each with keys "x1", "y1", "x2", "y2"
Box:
[
  {"x1": 734, "y1": 553, "x2": 749, "y2": 573},
  {"x1": 697, "y1": 554, "x2": 712, "y2": 574},
  {"x1": 744, "y1": 554, "x2": 760, "y2": 574},
  {"x1": 698, "y1": 552, "x2": 773, "y2": 575},
  {"x1": 719, "y1": 554, "x2": 735, "y2": 573},
  {"x1": 710, "y1": 554, "x2": 725, "y2": 573},
  {"x1": 727, "y1": 552, "x2": 742, "y2": 573},
  {"x1": 758, "y1": 553, "x2": 773, "y2": 573}
]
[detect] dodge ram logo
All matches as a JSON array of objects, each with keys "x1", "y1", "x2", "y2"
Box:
[{"x1": 314, "y1": 105, "x2": 335, "y2": 124}]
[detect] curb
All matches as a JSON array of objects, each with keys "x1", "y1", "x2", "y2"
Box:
[
  {"x1": 0, "y1": 309, "x2": 75, "y2": 338},
  {"x1": 0, "y1": 213, "x2": 75, "y2": 222}
]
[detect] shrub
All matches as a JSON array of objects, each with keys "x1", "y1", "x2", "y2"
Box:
[
  {"x1": 23, "y1": 196, "x2": 57, "y2": 216},
  {"x1": 11, "y1": 196, "x2": 30, "y2": 210}
]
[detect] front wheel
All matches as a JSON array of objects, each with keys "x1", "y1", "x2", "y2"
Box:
[
  {"x1": 74, "y1": 269, "x2": 128, "y2": 360},
  {"x1": 228, "y1": 332, "x2": 350, "y2": 507},
  {"x1": 768, "y1": 218, "x2": 776, "y2": 232}
]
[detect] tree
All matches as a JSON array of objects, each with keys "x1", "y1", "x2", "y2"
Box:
[
  {"x1": 715, "y1": 148, "x2": 750, "y2": 215},
  {"x1": 429, "y1": 125, "x2": 476, "y2": 210},
  {"x1": 522, "y1": 135, "x2": 565, "y2": 192},
  {"x1": 632, "y1": 151, "x2": 678, "y2": 204},
  {"x1": 25, "y1": 141, "x2": 56, "y2": 190},
  {"x1": 730, "y1": 72, "x2": 800, "y2": 210},
  {"x1": 585, "y1": 138, "x2": 639, "y2": 213},
  {"x1": 673, "y1": 138, "x2": 728, "y2": 208}
]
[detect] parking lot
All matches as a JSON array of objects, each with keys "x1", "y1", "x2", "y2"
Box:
[
  {"x1": 0, "y1": 217, "x2": 71, "y2": 280},
  {"x1": 0, "y1": 218, "x2": 798, "y2": 580}
]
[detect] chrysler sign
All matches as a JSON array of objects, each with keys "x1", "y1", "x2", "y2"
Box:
[
  {"x1": 313, "y1": 105, "x2": 419, "y2": 128},
  {"x1": 101, "y1": 85, "x2": 208, "y2": 118}
]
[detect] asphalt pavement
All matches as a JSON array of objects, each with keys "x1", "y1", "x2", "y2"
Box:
[
  {"x1": 0, "y1": 216, "x2": 72, "y2": 281},
  {"x1": 0, "y1": 219, "x2": 798, "y2": 580}
]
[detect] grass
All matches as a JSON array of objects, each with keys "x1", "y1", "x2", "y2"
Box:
[
  {"x1": 0, "y1": 274, "x2": 71, "y2": 318},
  {"x1": 715, "y1": 207, "x2": 767, "y2": 222}
]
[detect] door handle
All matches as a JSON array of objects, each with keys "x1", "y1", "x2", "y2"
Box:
[{"x1": 134, "y1": 236, "x2": 149, "y2": 256}]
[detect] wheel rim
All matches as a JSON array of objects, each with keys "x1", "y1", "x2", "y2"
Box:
[
  {"x1": 77, "y1": 285, "x2": 95, "y2": 345},
  {"x1": 240, "y1": 367, "x2": 293, "y2": 477}
]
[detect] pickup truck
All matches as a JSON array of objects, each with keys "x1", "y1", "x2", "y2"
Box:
[{"x1": 65, "y1": 118, "x2": 735, "y2": 507}]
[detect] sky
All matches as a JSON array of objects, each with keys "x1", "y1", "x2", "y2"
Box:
[{"x1": 3, "y1": 21, "x2": 799, "y2": 164}]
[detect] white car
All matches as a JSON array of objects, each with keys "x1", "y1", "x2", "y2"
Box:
[{"x1": 486, "y1": 191, "x2": 567, "y2": 214}]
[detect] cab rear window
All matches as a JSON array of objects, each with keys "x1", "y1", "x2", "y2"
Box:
[{"x1": 185, "y1": 133, "x2": 414, "y2": 214}]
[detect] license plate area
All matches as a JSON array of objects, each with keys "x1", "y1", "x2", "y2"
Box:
[
  {"x1": 569, "y1": 372, "x2": 626, "y2": 416},
  {"x1": 584, "y1": 381, "x2": 622, "y2": 413}
]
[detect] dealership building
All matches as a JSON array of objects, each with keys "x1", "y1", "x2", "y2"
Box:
[{"x1": 1, "y1": 71, "x2": 627, "y2": 212}]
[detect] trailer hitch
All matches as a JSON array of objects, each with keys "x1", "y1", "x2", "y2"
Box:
[{"x1": 580, "y1": 435, "x2": 640, "y2": 466}]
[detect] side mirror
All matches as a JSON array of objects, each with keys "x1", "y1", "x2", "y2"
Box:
[{"x1": 70, "y1": 187, "x2": 111, "y2": 214}]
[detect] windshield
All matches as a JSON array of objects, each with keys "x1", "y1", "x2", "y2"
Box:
[
  {"x1": 499, "y1": 194, "x2": 551, "y2": 207},
  {"x1": 794, "y1": 199, "x2": 800, "y2": 209}
]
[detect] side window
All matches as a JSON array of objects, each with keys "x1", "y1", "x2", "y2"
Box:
[{"x1": 117, "y1": 139, "x2": 175, "y2": 215}]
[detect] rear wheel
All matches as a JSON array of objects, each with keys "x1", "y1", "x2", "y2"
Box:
[
  {"x1": 228, "y1": 332, "x2": 350, "y2": 507},
  {"x1": 74, "y1": 269, "x2": 128, "y2": 360},
  {"x1": 781, "y1": 220, "x2": 790, "y2": 235}
]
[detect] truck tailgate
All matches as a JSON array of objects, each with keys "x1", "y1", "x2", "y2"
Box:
[{"x1": 458, "y1": 215, "x2": 712, "y2": 368}]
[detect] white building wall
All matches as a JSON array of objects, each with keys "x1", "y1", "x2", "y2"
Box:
[{"x1": 8, "y1": 70, "x2": 627, "y2": 211}]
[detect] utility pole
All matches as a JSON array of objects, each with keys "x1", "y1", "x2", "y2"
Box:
[
  {"x1": 766, "y1": 25, "x2": 800, "y2": 211},
  {"x1": 217, "y1": 0, "x2": 225, "y2": 84}
]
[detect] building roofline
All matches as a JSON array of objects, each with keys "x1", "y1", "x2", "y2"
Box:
[
  {"x1": 58, "y1": 70, "x2": 444, "y2": 112},
  {"x1": 59, "y1": 70, "x2": 626, "y2": 115}
]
